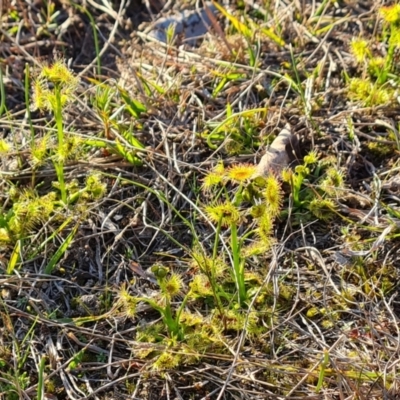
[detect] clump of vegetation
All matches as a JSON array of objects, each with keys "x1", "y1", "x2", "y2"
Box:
[
  {"x1": 0, "y1": 1, "x2": 399, "y2": 399},
  {"x1": 348, "y1": 4, "x2": 400, "y2": 105}
]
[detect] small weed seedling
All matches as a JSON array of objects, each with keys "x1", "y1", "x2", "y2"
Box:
[
  {"x1": 32, "y1": 59, "x2": 79, "y2": 203},
  {"x1": 348, "y1": 4, "x2": 400, "y2": 105}
]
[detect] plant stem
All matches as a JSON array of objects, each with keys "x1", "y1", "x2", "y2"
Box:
[
  {"x1": 54, "y1": 85, "x2": 67, "y2": 203},
  {"x1": 0, "y1": 67, "x2": 5, "y2": 117},
  {"x1": 231, "y1": 223, "x2": 246, "y2": 305},
  {"x1": 210, "y1": 217, "x2": 227, "y2": 319}
]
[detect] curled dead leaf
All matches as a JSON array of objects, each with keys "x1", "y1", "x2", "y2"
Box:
[{"x1": 254, "y1": 123, "x2": 300, "y2": 177}]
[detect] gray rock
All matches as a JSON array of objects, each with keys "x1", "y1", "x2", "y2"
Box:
[{"x1": 149, "y1": 4, "x2": 217, "y2": 46}]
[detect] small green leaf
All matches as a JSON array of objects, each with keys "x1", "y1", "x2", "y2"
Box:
[
  {"x1": 115, "y1": 139, "x2": 143, "y2": 165},
  {"x1": 44, "y1": 222, "x2": 79, "y2": 275},
  {"x1": 122, "y1": 130, "x2": 145, "y2": 149},
  {"x1": 7, "y1": 240, "x2": 21, "y2": 274},
  {"x1": 261, "y1": 27, "x2": 285, "y2": 47},
  {"x1": 118, "y1": 87, "x2": 147, "y2": 118},
  {"x1": 212, "y1": 1, "x2": 252, "y2": 38},
  {"x1": 84, "y1": 139, "x2": 108, "y2": 148}
]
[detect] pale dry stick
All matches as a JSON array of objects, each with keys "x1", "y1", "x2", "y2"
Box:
[
  {"x1": 107, "y1": 335, "x2": 119, "y2": 380},
  {"x1": 199, "y1": 387, "x2": 223, "y2": 400},
  {"x1": 269, "y1": 253, "x2": 301, "y2": 348},
  {"x1": 184, "y1": 116, "x2": 202, "y2": 160},
  {"x1": 199, "y1": 370, "x2": 244, "y2": 400},
  {"x1": 295, "y1": 246, "x2": 342, "y2": 296},
  {"x1": 64, "y1": 330, "x2": 128, "y2": 363},
  {"x1": 99, "y1": 191, "x2": 139, "y2": 231},
  {"x1": 297, "y1": 244, "x2": 332, "y2": 350},
  {"x1": 359, "y1": 173, "x2": 381, "y2": 225},
  {"x1": 162, "y1": 0, "x2": 174, "y2": 12},
  {"x1": 186, "y1": 91, "x2": 207, "y2": 122},
  {"x1": 83, "y1": 379, "x2": 102, "y2": 400},
  {"x1": 78, "y1": 0, "x2": 125, "y2": 78},
  {"x1": 383, "y1": 295, "x2": 400, "y2": 391},
  {"x1": 298, "y1": 226, "x2": 337, "y2": 334},
  {"x1": 172, "y1": 142, "x2": 182, "y2": 174},
  {"x1": 302, "y1": 24, "x2": 334, "y2": 66},
  {"x1": 94, "y1": 235, "x2": 103, "y2": 282},
  {"x1": 182, "y1": 365, "x2": 214, "y2": 377},
  {"x1": 260, "y1": 283, "x2": 308, "y2": 346},
  {"x1": 107, "y1": 200, "x2": 144, "y2": 244},
  {"x1": 309, "y1": 0, "x2": 317, "y2": 23},
  {"x1": 377, "y1": 299, "x2": 400, "y2": 360},
  {"x1": 86, "y1": 0, "x2": 121, "y2": 22},
  {"x1": 325, "y1": 49, "x2": 335, "y2": 92},
  {"x1": 300, "y1": 312, "x2": 328, "y2": 347},
  {"x1": 118, "y1": 49, "x2": 148, "y2": 98},
  {"x1": 170, "y1": 174, "x2": 189, "y2": 216},
  {"x1": 139, "y1": 194, "x2": 166, "y2": 253},
  {"x1": 313, "y1": 0, "x2": 336, "y2": 31},
  {"x1": 333, "y1": 47, "x2": 352, "y2": 84},
  {"x1": 157, "y1": 120, "x2": 173, "y2": 173},
  {"x1": 379, "y1": 164, "x2": 400, "y2": 178},
  {"x1": 164, "y1": 375, "x2": 172, "y2": 400},
  {"x1": 143, "y1": 0, "x2": 158, "y2": 20},
  {"x1": 304, "y1": 73, "x2": 313, "y2": 118},
  {"x1": 242, "y1": 0, "x2": 268, "y2": 15},
  {"x1": 268, "y1": 80, "x2": 292, "y2": 135},
  {"x1": 367, "y1": 1, "x2": 383, "y2": 38},
  {"x1": 302, "y1": 23, "x2": 335, "y2": 68},
  {"x1": 106, "y1": 171, "x2": 123, "y2": 198},
  {"x1": 60, "y1": 364, "x2": 86, "y2": 400},
  {"x1": 268, "y1": 247, "x2": 286, "y2": 358},
  {"x1": 375, "y1": 118, "x2": 400, "y2": 150},
  {"x1": 383, "y1": 294, "x2": 400, "y2": 351},
  {"x1": 155, "y1": 33, "x2": 177, "y2": 86},
  {"x1": 273, "y1": 0, "x2": 295, "y2": 27},
  {"x1": 278, "y1": 191, "x2": 296, "y2": 252},
  {"x1": 15, "y1": 18, "x2": 28, "y2": 50},
  {"x1": 131, "y1": 375, "x2": 143, "y2": 399}
]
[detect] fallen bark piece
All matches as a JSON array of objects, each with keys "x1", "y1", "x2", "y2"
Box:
[{"x1": 254, "y1": 124, "x2": 299, "y2": 177}]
